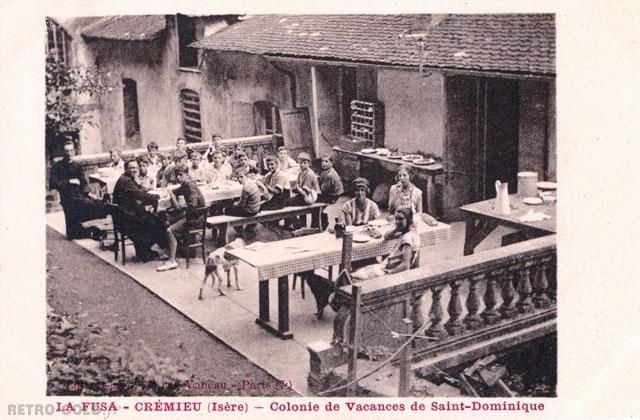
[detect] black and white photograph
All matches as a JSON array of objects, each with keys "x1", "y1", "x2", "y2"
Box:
[
  {"x1": 2, "y1": 1, "x2": 639, "y2": 418},
  {"x1": 43, "y1": 11, "x2": 557, "y2": 400}
]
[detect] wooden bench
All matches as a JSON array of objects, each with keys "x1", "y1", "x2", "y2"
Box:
[{"x1": 205, "y1": 202, "x2": 328, "y2": 244}]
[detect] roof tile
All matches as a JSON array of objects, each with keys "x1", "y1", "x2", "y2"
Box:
[
  {"x1": 82, "y1": 15, "x2": 166, "y2": 41},
  {"x1": 192, "y1": 14, "x2": 554, "y2": 75}
]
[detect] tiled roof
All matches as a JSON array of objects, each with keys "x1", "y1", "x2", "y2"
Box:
[
  {"x1": 192, "y1": 14, "x2": 555, "y2": 76},
  {"x1": 81, "y1": 15, "x2": 166, "y2": 41}
]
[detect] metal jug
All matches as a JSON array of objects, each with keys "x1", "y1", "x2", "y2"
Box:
[{"x1": 495, "y1": 180, "x2": 511, "y2": 215}]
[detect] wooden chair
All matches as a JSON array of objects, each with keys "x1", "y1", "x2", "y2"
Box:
[
  {"x1": 177, "y1": 206, "x2": 209, "y2": 268},
  {"x1": 291, "y1": 227, "x2": 320, "y2": 298},
  {"x1": 107, "y1": 203, "x2": 132, "y2": 265}
]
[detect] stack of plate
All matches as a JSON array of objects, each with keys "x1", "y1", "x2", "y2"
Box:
[{"x1": 402, "y1": 154, "x2": 422, "y2": 162}]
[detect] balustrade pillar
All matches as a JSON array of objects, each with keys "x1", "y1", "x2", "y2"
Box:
[
  {"x1": 445, "y1": 280, "x2": 465, "y2": 335},
  {"x1": 426, "y1": 286, "x2": 447, "y2": 339},
  {"x1": 410, "y1": 292, "x2": 425, "y2": 334},
  {"x1": 534, "y1": 258, "x2": 552, "y2": 308},
  {"x1": 482, "y1": 272, "x2": 501, "y2": 324},
  {"x1": 501, "y1": 268, "x2": 519, "y2": 319},
  {"x1": 517, "y1": 264, "x2": 534, "y2": 314},
  {"x1": 465, "y1": 273, "x2": 484, "y2": 330}
]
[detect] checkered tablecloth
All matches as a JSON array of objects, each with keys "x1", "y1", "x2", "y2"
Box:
[
  {"x1": 155, "y1": 183, "x2": 242, "y2": 211},
  {"x1": 226, "y1": 221, "x2": 451, "y2": 281}
]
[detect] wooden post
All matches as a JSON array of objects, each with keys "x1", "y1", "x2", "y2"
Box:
[
  {"x1": 277, "y1": 275, "x2": 292, "y2": 338},
  {"x1": 347, "y1": 284, "x2": 362, "y2": 396},
  {"x1": 340, "y1": 232, "x2": 353, "y2": 273},
  {"x1": 258, "y1": 280, "x2": 270, "y2": 322},
  {"x1": 310, "y1": 66, "x2": 321, "y2": 157},
  {"x1": 398, "y1": 318, "x2": 413, "y2": 397}
]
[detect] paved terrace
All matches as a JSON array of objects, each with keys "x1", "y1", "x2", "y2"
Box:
[{"x1": 46, "y1": 199, "x2": 507, "y2": 396}]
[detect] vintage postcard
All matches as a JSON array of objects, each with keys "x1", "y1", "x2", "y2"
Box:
[{"x1": 1, "y1": 0, "x2": 639, "y2": 419}]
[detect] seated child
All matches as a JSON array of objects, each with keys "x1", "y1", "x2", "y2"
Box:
[
  {"x1": 277, "y1": 146, "x2": 299, "y2": 171},
  {"x1": 256, "y1": 155, "x2": 288, "y2": 210}
]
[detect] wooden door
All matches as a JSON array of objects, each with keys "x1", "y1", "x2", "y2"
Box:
[
  {"x1": 443, "y1": 76, "x2": 478, "y2": 221},
  {"x1": 279, "y1": 107, "x2": 314, "y2": 159}
]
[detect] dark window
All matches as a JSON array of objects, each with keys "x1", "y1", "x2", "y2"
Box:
[
  {"x1": 46, "y1": 18, "x2": 71, "y2": 64},
  {"x1": 254, "y1": 101, "x2": 281, "y2": 136},
  {"x1": 180, "y1": 89, "x2": 202, "y2": 142},
  {"x1": 122, "y1": 79, "x2": 141, "y2": 146},
  {"x1": 177, "y1": 14, "x2": 198, "y2": 68}
]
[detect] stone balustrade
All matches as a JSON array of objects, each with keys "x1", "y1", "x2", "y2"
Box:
[{"x1": 308, "y1": 234, "x2": 557, "y2": 393}]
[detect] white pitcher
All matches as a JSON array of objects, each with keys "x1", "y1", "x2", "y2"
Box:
[{"x1": 495, "y1": 180, "x2": 511, "y2": 215}]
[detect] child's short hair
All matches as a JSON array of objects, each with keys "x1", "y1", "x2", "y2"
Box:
[
  {"x1": 174, "y1": 162, "x2": 190, "y2": 176},
  {"x1": 321, "y1": 154, "x2": 334, "y2": 163}
]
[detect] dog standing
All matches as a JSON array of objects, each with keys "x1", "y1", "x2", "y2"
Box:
[{"x1": 199, "y1": 238, "x2": 244, "y2": 299}]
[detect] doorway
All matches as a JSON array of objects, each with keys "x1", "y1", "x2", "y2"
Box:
[
  {"x1": 484, "y1": 79, "x2": 520, "y2": 195},
  {"x1": 443, "y1": 76, "x2": 521, "y2": 220},
  {"x1": 122, "y1": 78, "x2": 141, "y2": 147}
]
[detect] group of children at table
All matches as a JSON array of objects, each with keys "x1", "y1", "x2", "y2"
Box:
[{"x1": 104, "y1": 134, "x2": 439, "y2": 281}]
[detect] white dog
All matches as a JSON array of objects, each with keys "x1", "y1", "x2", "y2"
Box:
[{"x1": 199, "y1": 238, "x2": 244, "y2": 299}]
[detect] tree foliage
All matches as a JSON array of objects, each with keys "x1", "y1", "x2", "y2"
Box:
[{"x1": 45, "y1": 51, "x2": 110, "y2": 153}]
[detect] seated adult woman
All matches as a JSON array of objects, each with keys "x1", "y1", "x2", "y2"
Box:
[
  {"x1": 388, "y1": 164, "x2": 438, "y2": 226},
  {"x1": 351, "y1": 206, "x2": 420, "y2": 280},
  {"x1": 341, "y1": 177, "x2": 381, "y2": 226},
  {"x1": 388, "y1": 164, "x2": 423, "y2": 214}
]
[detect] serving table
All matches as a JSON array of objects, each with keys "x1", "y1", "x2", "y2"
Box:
[
  {"x1": 460, "y1": 195, "x2": 556, "y2": 255},
  {"x1": 225, "y1": 220, "x2": 451, "y2": 339},
  {"x1": 332, "y1": 147, "x2": 444, "y2": 216}
]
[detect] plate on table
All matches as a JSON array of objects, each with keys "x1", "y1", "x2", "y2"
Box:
[
  {"x1": 388, "y1": 153, "x2": 403, "y2": 160},
  {"x1": 523, "y1": 197, "x2": 543, "y2": 205},
  {"x1": 375, "y1": 148, "x2": 390, "y2": 156},
  {"x1": 537, "y1": 181, "x2": 557, "y2": 191},
  {"x1": 402, "y1": 154, "x2": 422, "y2": 162},
  {"x1": 352, "y1": 234, "x2": 371, "y2": 243},
  {"x1": 368, "y1": 219, "x2": 389, "y2": 227},
  {"x1": 360, "y1": 148, "x2": 376, "y2": 154},
  {"x1": 413, "y1": 158, "x2": 435, "y2": 165}
]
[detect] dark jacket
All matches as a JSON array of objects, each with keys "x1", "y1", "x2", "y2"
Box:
[
  {"x1": 49, "y1": 159, "x2": 89, "y2": 204},
  {"x1": 113, "y1": 173, "x2": 159, "y2": 218}
]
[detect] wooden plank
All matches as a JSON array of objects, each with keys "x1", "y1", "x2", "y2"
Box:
[
  {"x1": 347, "y1": 285, "x2": 362, "y2": 396},
  {"x1": 310, "y1": 66, "x2": 321, "y2": 156},
  {"x1": 398, "y1": 318, "x2": 413, "y2": 397},
  {"x1": 279, "y1": 107, "x2": 314, "y2": 159}
]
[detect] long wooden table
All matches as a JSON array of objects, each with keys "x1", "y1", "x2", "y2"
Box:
[
  {"x1": 225, "y1": 221, "x2": 451, "y2": 339},
  {"x1": 460, "y1": 194, "x2": 556, "y2": 255},
  {"x1": 333, "y1": 147, "x2": 444, "y2": 216}
]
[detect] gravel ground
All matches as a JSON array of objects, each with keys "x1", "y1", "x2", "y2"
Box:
[{"x1": 46, "y1": 226, "x2": 298, "y2": 397}]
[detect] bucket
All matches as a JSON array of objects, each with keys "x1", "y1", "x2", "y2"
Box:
[{"x1": 517, "y1": 171, "x2": 538, "y2": 198}]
